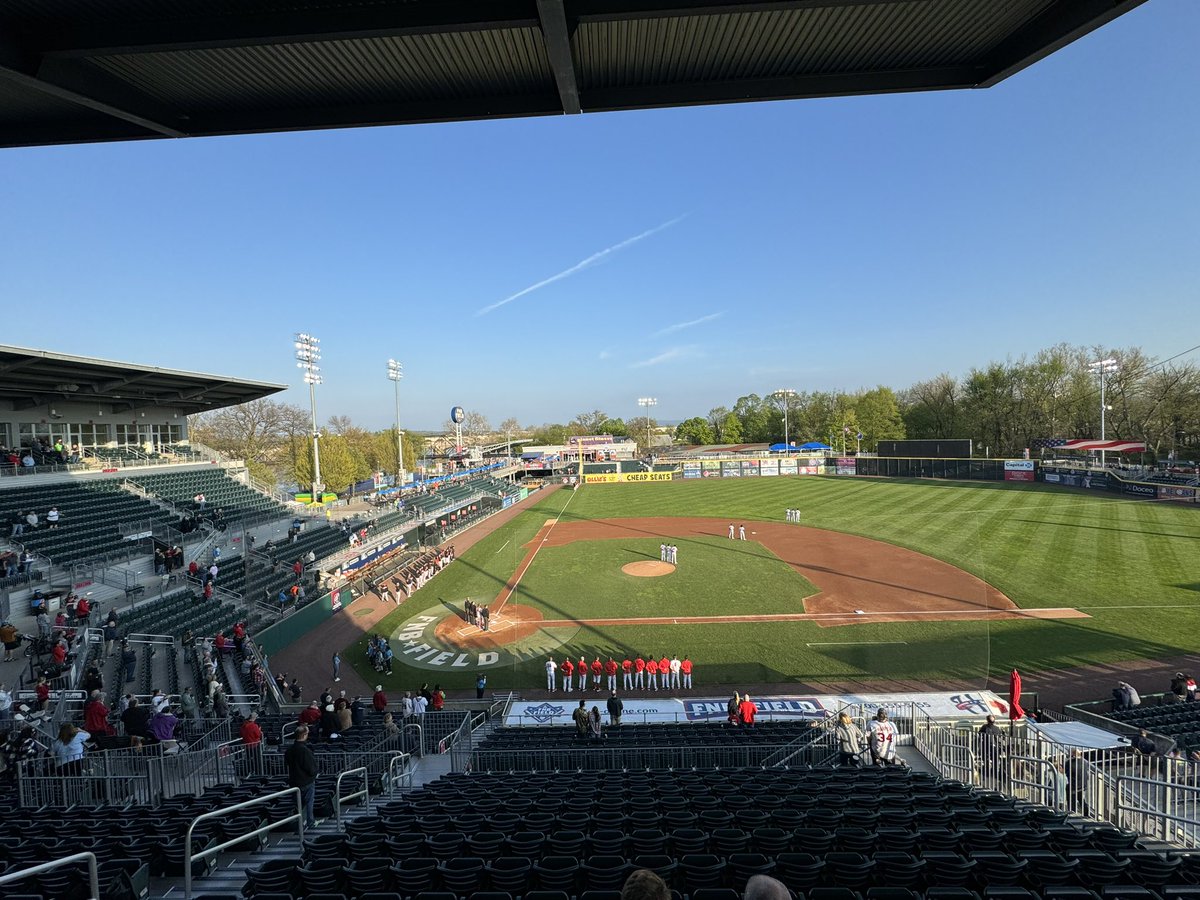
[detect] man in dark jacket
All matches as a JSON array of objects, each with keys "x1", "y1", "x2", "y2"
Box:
[
  {"x1": 284, "y1": 725, "x2": 319, "y2": 828},
  {"x1": 978, "y1": 715, "x2": 1006, "y2": 787},
  {"x1": 607, "y1": 693, "x2": 624, "y2": 726}
]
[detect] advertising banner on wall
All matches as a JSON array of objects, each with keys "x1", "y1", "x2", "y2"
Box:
[
  {"x1": 742, "y1": 459, "x2": 760, "y2": 476},
  {"x1": 721, "y1": 461, "x2": 741, "y2": 477},
  {"x1": 584, "y1": 472, "x2": 673, "y2": 484},
  {"x1": 683, "y1": 463, "x2": 701, "y2": 479},
  {"x1": 836, "y1": 458, "x2": 857, "y2": 475},
  {"x1": 701, "y1": 460, "x2": 721, "y2": 477},
  {"x1": 1122, "y1": 482, "x2": 1158, "y2": 499},
  {"x1": 798, "y1": 464, "x2": 820, "y2": 475},
  {"x1": 1158, "y1": 485, "x2": 1197, "y2": 502},
  {"x1": 779, "y1": 459, "x2": 798, "y2": 475},
  {"x1": 504, "y1": 690, "x2": 1010, "y2": 725},
  {"x1": 1004, "y1": 460, "x2": 1036, "y2": 482},
  {"x1": 760, "y1": 460, "x2": 779, "y2": 476}
]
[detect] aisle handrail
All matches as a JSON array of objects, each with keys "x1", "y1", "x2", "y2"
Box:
[
  {"x1": 0, "y1": 851, "x2": 99, "y2": 899},
  {"x1": 183, "y1": 787, "x2": 302, "y2": 899},
  {"x1": 334, "y1": 766, "x2": 369, "y2": 829}
]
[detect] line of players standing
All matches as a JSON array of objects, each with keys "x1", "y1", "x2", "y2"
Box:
[{"x1": 546, "y1": 654, "x2": 694, "y2": 693}]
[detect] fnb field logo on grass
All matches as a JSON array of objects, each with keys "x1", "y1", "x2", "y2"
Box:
[{"x1": 683, "y1": 698, "x2": 827, "y2": 720}]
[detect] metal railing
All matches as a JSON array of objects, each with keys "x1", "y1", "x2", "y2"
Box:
[
  {"x1": 403, "y1": 722, "x2": 424, "y2": 757},
  {"x1": 334, "y1": 765, "x2": 370, "y2": 828},
  {"x1": 0, "y1": 851, "x2": 99, "y2": 899},
  {"x1": 385, "y1": 751, "x2": 415, "y2": 797},
  {"x1": 184, "y1": 787, "x2": 303, "y2": 899},
  {"x1": 461, "y1": 741, "x2": 811, "y2": 774}
]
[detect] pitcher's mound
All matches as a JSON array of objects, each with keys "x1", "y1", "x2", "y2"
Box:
[{"x1": 623, "y1": 561, "x2": 675, "y2": 577}]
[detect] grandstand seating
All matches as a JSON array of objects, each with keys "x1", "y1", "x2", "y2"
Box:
[
  {"x1": 0, "y1": 479, "x2": 174, "y2": 564},
  {"x1": 132, "y1": 468, "x2": 290, "y2": 524},
  {"x1": 1103, "y1": 703, "x2": 1200, "y2": 753}
]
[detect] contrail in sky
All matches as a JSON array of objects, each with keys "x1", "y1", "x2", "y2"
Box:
[
  {"x1": 475, "y1": 215, "x2": 685, "y2": 316},
  {"x1": 655, "y1": 312, "x2": 723, "y2": 336}
]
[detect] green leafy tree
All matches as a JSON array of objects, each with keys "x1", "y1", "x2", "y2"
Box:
[
  {"x1": 291, "y1": 432, "x2": 370, "y2": 494},
  {"x1": 674, "y1": 417, "x2": 715, "y2": 445},
  {"x1": 719, "y1": 412, "x2": 743, "y2": 444},
  {"x1": 853, "y1": 386, "x2": 906, "y2": 451}
]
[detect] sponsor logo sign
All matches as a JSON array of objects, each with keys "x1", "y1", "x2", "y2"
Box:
[
  {"x1": 1122, "y1": 482, "x2": 1158, "y2": 498},
  {"x1": 1158, "y1": 486, "x2": 1196, "y2": 501},
  {"x1": 583, "y1": 472, "x2": 672, "y2": 484},
  {"x1": 1004, "y1": 471, "x2": 1035, "y2": 482},
  {"x1": 583, "y1": 473, "x2": 620, "y2": 484},
  {"x1": 1044, "y1": 473, "x2": 1061, "y2": 483},
  {"x1": 1004, "y1": 460, "x2": 1035, "y2": 471}
]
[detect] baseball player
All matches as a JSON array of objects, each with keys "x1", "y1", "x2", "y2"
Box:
[
  {"x1": 590, "y1": 657, "x2": 602, "y2": 690},
  {"x1": 669, "y1": 655, "x2": 682, "y2": 689},
  {"x1": 604, "y1": 657, "x2": 618, "y2": 692},
  {"x1": 739, "y1": 525, "x2": 747, "y2": 540},
  {"x1": 634, "y1": 655, "x2": 646, "y2": 690},
  {"x1": 659, "y1": 543, "x2": 666, "y2": 562},
  {"x1": 561, "y1": 656, "x2": 574, "y2": 692},
  {"x1": 545, "y1": 656, "x2": 557, "y2": 692},
  {"x1": 645, "y1": 657, "x2": 659, "y2": 691},
  {"x1": 659, "y1": 654, "x2": 670, "y2": 687},
  {"x1": 578, "y1": 656, "x2": 588, "y2": 692},
  {"x1": 728, "y1": 523, "x2": 735, "y2": 539},
  {"x1": 681, "y1": 656, "x2": 693, "y2": 689},
  {"x1": 622, "y1": 657, "x2": 633, "y2": 691}
]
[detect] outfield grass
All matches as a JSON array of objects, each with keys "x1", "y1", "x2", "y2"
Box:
[{"x1": 348, "y1": 477, "x2": 1200, "y2": 692}]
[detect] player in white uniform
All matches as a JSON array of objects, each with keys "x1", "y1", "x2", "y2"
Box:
[{"x1": 545, "y1": 656, "x2": 557, "y2": 692}]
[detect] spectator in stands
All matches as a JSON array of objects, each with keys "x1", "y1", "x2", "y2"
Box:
[
  {"x1": 233, "y1": 622, "x2": 246, "y2": 651},
  {"x1": 81, "y1": 666, "x2": 103, "y2": 694},
  {"x1": 0, "y1": 683, "x2": 11, "y2": 723},
  {"x1": 121, "y1": 642, "x2": 137, "y2": 683},
  {"x1": 607, "y1": 692, "x2": 624, "y2": 726},
  {"x1": 179, "y1": 688, "x2": 198, "y2": 719},
  {"x1": 621, "y1": 867, "x2": 670, "y2": 900},
  {"x1": 412, "y1": 692, "x2": 428, "y2": 724},
  {"x1": 320, "y1": 703, "x2": 340, "y2": 740},
  {"x1": 573, "y1": 700, "x2": 589, "y2": 737},
  {"x1": 1132, "y1": 729, "x2": 1157, "y2": 755},
  {"x1": 212, "y1": 687, "x2": 229, "y2": 719},
  {"x1": 51, "y1": 723, "x2": 91, "y2": 775},
  {"x1": 214, "y1": 632, "x2": 227, "y2": 654},
  {"x1": 289, "y1": 679, "x2": 303, "y2": 702},
  {"x1": 151, "y1": 690, "x2": 168, "y2": 714},
  {"x1": 24, "y1": 511, "x2": 38, "y2": 530},
  {"x1": 589, "y1": 705, "x2": 603, "y2": 740},
  {"x1": 739, "y1": 694, "x2": 758, "y2": 730},
  {"x1": 382, "y1": 712, "x2": 399, "y2": 736},
  {"x1": 285, "y1": 725, "x2": 319, "y2": 829},
  {"x1": 350, "y1": 697, "x2": 366, "y2": 728},
  {"x1": 868, "y1": 708, "x2": 899, "y2": 767},
  {"x1": 401, "y1": 692, "x2": 414, "y2": 721},
  {"x1": 240, "y1": 711, "x2": 262, "y2": 749},
  {"x1": 335, "y1": 701, "x2": 353, "y2": 732},
  {"x1": 0, "y1": 621, "x2": 19, "y2": 663},
  {"x1": 46, "y1": 506, "x2": 60, "y2": 529},
  {"x1": 74, "y1": 595, "x2": 90, "y2": 625},
  {"x1": 34, "y1": 676, "x2": 50, "y2": 711},
  {"x1": 102, "y1": 619, "x2": 119, "y2": 657},
  {"x1": 476, "y1": 673, "x2": 487, "y2": 700},
  {"x1": 373, "y1": 686, "x2": 388, "y2": 712},
  {"x1": 1171, "y1": 673, "x2": 1189, "y2": 701},
  {"x1": 122, "y1": 698, "x2": 151, "y2": 747},
  {"x1": 431, "y1": 685, "x2": 445, "y2": 711},
  {"x1": 10, "y1": 511, "x2": 25, "y2": 537},
  {"x1": 21, "y1": 453, "x2": 35, "y2": 469},
  {"x1": 744, "y1": 875, "x2": 792, "y2": 900},
  {"x1": 50, "y1": 639, "x2": 68, "y2": 667},
  {"x1": 151, "y1": 705, "x2": 180, "y2": 752}
]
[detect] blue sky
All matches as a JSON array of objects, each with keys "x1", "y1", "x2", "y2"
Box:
[{"x1": 1, "y1": 0, "x2": 1196, "y2": 431}]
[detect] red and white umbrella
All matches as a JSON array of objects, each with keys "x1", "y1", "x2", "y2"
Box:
[{"x1": 1009, "y1": 668, "x2": 1025, "y2": 720}]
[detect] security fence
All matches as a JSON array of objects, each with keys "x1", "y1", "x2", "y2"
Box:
[{"x1": 460, "y1": 739, "x2": 823, "y2": 774}]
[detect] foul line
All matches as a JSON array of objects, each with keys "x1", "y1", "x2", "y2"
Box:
[
  {"x1": 492, "y1": 488, "x2": 577, "y2": 614},
  {"x1": 495, "y1": 540, "x2": 510, "y2": 554},
  {"x1": 807, "y1": 641, "x2": 909, "y2": 646}
]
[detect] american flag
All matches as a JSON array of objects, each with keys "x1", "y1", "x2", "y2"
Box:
[{"x1": 1033, "y1": 438, "x2": 1146, "y2": 452}]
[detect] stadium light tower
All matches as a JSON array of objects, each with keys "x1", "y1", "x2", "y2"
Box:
[
  {"x1": 637, "y1": 397, "x2": 657, "y2": 455},
  {"x1": 294, "y1": 332, "x2": 323, "y2": 504},
  {"x1": 773, "y1": 388, "x2": 797, "y2": 456},
  {"x1": 1088, "y1": 358, "x2": 1119, "y2": 468},
  {"x1": 387, "y1": 359, "x2": 405, "y2": 486}
]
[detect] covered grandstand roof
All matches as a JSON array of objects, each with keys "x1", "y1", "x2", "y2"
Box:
[
  {"x1": 0, "y1": 0, "x2": 1146, "y2": 148},
  {"x1": 0, "y1": 344, "x2": 286, "y2": 413}
]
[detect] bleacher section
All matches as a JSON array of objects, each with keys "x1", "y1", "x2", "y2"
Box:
[
  {"x1": 0, "y1": 479, "x2": 174, "y2": 565},
  {"x1": 232, "y1": 764, "x2": 1194, "y2": 898},
  {"x1": 1104, "y1": 703, "x2": 1200, "y2": 753},
  {"x1": 214, "y1": 525, "x2": 348, "y2": 606},
  {"x1": 132, "y1": 468, "x2": 290, "y2": 524}
]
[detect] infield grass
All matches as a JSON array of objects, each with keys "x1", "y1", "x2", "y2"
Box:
[{"x1": 348, "y1": 476, "x2": 1200, "y2": 692}]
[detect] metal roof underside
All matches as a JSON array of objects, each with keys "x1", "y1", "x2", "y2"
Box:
[
  {"x1": 0, "y1": 0, "x2": 1148, "y2": 148},
  {"x1": 0, "y1": 345, "x2": 286, "y2": 414}
]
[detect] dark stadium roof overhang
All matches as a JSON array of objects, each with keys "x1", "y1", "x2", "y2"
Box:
[
  {"x1": 0, "y1": 345, "x2": 286, "y2": 414},
  {"x1": 0, "y1": 0, "x2": 1147, "y2": 148}
]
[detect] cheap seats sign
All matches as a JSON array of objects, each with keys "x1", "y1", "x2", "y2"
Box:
[
  {"x1": 583, "y1": 472, "x2": 674, "y2": 484},
  {"x1": 1004, "y1": 460, "x2": 1035, "y2": 482}
]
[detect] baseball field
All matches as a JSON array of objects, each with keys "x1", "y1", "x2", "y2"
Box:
[{"x1": 349, "y1": 476, "x2": 1200, "y2": 692}]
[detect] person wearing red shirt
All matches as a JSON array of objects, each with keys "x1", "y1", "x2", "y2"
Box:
[
  {"x1": 738, "y1": 694, "x2": 758, "y2": 729},
  {"x1": 590, "y1": 658, "x2": 602, "y2": 690},
  {"x1": 188, "y1": 560, "x2": 199, "y2": 579},
  {"x1": 35, "y1": 677, "x2": 50, "y2": 711},
  {"x1": 293, "y1": 560, "x2": 303, "y2": 580},
  {"x1": 561, "y1": 658, "x2": 574, "y2": 693},
  {"x1": 83, "y1": 691, "x2": 115, "y2": 736},
  {"x1": 578, "y1": 657, "x2": 587, "y2": 692},
  {"x1": 214, "y1": 632, "x2": 227, "y2": 653},
  {"x1": 681, "y1": 656, "x2": 694, "y2": 689},
  {"x1": 240, "y1": 711, "x2": 263, "y2": 748},
  {"x1": 233, "y1": 622, "x2": 246, "y2": 649},
  {"x1": 203, "y1": 582, "x2": 213, "y2": 601},
  {"x1": 298, "y1": 701, "x2": 321, "y2": 727},
  {"x1": 51, "y1": 641, "x2": 67, "y2": 666},
  {"x1": 604, "y1": 657, "x2": 618, "y2": 692},
  {"x1": 75, "y1": 596, "x2": 90, "y2": 624},
  {"x1": 646, "y1": 658, "x2": 659, "y2": 691},
  {"x1": 372, "y1": 686, "x2": 388, "y2": 712},
  {"x1": 622, "y1": 658, "x2": 633, "y2": 691},
  {"x1": 634, "y1": 656, "x2": 646, "y2": 691},
  {"x1": 659, "y1": 656, "x2": 670, "y2": 683}
]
